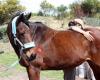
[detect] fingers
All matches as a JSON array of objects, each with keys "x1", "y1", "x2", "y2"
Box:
[
  {"x1": 87, "y1": 31, "x2": 95, "y2": 41},
  {"x1": 85, "y1": 35, "x2": 93, "y2": 41},
  {"x1": 83, "y1": 32, "x2": 94, "y2": 41},
  {"x1": 86, "y1": 34, "x2": 94, "y2": 41},
  {"x1": 89, "y1": 35, "x2": 94, "y2": 41},
  {"x1": 86, "y1": 36, "x2": 92, "y2": 41}
]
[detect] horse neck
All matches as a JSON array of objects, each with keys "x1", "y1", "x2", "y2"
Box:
[
  {"x1": 34, "y1": 27, "x2": 57, "y2": 45},
  {"x1": 44, "y1": 28, "x2": 57, "y2": 40}
]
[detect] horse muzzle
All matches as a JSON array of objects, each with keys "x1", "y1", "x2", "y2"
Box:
[
  {"x1": 23, "y1": 47, "x2": 37, "y2": 62},
  {"x1": 28, "y1": 53, "x2": 37, "y2": 61}
]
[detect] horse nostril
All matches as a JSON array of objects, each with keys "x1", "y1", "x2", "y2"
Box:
[{"x1": 28, "y1": 53, "x2": 36, "y2": 61}]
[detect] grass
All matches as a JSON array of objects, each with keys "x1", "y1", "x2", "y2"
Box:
[
  {"x1": 41, "y1": 70, "x2": 63, "y2": 80},
  {"x1": 0, "y1": 52, "x2": 25, "y2": 76},
  {"x1": 0, "y1": 52, "x2": 18, "y2": 65}
]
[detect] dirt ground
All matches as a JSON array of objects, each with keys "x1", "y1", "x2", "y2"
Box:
[
  {"x1": 0, "y1": 73, "x2": 86, "y2": 80},
  {"x1": 0, "y1": 64, "x2": 87, "y2": 80},
  {"x1": 0, "y1": 69, "x2": 86, "y2": 80}
]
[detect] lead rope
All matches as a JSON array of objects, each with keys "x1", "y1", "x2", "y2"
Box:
[
  {"x1": 0, "y1": 58, "x2": 21, "y2": 72},
  {"x1": 2, "y1": 48, "x2": 23, "y2": 71},
  {"x1": 0, "y1": 47, "x2": 24, "y2": 72}
]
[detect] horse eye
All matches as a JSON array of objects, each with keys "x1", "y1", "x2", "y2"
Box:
[{"x1": 20, "y1": 33, "x2": 24, "y2": 36}]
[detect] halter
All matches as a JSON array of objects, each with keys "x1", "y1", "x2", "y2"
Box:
[{"x1": 11, "y1": 16, "x2": 35, "y2": 50}]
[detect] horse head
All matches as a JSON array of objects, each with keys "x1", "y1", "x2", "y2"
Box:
[{"x1": 7, "y1": 12, "x2": 37, "y2": 66}]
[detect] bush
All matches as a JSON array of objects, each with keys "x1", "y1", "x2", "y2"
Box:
[
  {"x1": 0, "y1": 0, "x2": 25, "y2": 25},
  {"x1": 37, "y1": 11, "x2": 43, "y2": 16},
  {"x1": 94, "y1": 13, "x2": 100, "y2": 18},
  {"x1": 0, "y1": 26, "x2": 7, "y2": 39},
  {"x1": 0, "y1": 27, "x2": 7, "y2": 36}
]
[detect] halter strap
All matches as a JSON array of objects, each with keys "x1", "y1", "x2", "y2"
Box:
[
  {"x1": 12, "y1": 16, "x2": 18, "y2": 37},
  {"x1": 23, "y1": 42, "x2": 35, "y2": 49},
  {"x1": 11, "y1": 16, "x2": 36, "y2": 49}
]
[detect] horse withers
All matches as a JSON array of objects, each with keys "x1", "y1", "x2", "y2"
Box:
[{"x1": 7, "y1": 12, "x2": 100, "y2": 80}]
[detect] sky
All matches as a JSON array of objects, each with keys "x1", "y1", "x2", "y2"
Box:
[{"x1": 20, "y1": 0, "x2": 78, "y2": 13}]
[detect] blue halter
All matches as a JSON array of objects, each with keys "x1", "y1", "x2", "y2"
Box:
[
  {"x1": 11, "y1": 16, "x2": 35, "y2": 49},
  {"x1": 12, "y1": 16, "x2": 18, "y2": 37}
]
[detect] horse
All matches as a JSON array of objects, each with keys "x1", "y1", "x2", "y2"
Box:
[{"x1": 7, "y1": 12, "x2": 100, "y2": 80}]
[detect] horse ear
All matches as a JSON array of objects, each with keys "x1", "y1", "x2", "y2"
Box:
[
  {"x1": 16, "y1": 13, "x2": 25, "y2": 25},
  {"x1": 26, "y1": 12, "x2": 31, "y2": 20}
]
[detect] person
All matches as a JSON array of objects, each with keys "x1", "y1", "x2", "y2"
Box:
[
  {"x1": 68, "y1": 18, "x2": 94, "y2": 41},
  {"x1": 76, "y1": 62, "x2": 96, "y2": 80}
]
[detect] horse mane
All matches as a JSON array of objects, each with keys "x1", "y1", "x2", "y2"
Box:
[
  {"x1": 34, "y1": 22, "x2": 48, "y2": 28},
  {"x1": 29, "y1": 21, "x2": 56, "y2": 44},
  {"x1": 30, "y1": 21, "x2": 49, "y2": 32}
]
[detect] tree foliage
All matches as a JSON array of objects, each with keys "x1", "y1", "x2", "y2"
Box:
[
  {"x1": 96, "y1": 1, "x2": 100, "y2": 13},
  {"x1": 37, "y1": 10, "x2": 43, "y2": 16},
  {"x1": 0, "y1": 0, "x2": 25, "y2": 25},
  {"x1": 40, "y1": 0, "x2": 54, "y2": 16},
  {"x1": 39, "y1": 0, "x2": 68, "y2": 19},
  {"x1": 81, "y1": 0, "x2": 97, "y2": 16},
  {"x1": 56, "y1": 5, "x2": 67, "y2": 20},
  {"x1": 69, "y1": 0, "x2": 100, "y2": 17}
]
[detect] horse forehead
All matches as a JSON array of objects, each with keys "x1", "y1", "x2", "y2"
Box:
[
  {"x1": 17, "y1": 22, "x2": 29, "y2": 30},
  {"x1": 18, "y1": 22, "x2": 25, "y2": 27}
]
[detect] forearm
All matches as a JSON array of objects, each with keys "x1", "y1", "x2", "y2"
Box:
[
  {"x1": 71, "y1": 26, "x2": 85, "y2": 34},
  {"x1": 70, "y1": 26, "x2": 94, "y2": 41}
]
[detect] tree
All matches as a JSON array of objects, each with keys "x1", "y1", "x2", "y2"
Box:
[
  {"x1": 37, "y1": 11, "x2": 43, "y2": 16},
  {"x1": 40, "y1": 0, "x2": 54, "y2": 16},
  {"x1": 54, "y1": 5, "x2": 67, "y2": 28},
  {"x1": 81, "y1": 0, "x2": 100, "y2": 17},
  {"x1": 96, "y1": 1, "x2": 100, "y2": 13},
  {"x1": 69, "y1": 2, "x2": 84, "y2": 17},
  {"x1": 81, "y1": 0, "x2": 94, "y2": 16},
  {"x1": 69, "y1": 0, "x2": 100, "y2": 17},
  {"x1": 0, "y1": 0, "x2": 25, "y2": 25},
  {"x1": 56, "y1": 5, "x2": 67, "y2": 20}
]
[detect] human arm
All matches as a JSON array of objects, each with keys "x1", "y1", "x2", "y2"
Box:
[
  {"x1": 71, "y1": 26, "x2": 85, "y2": 34},
  {"x1": 71, "y1": 26, "x2": 94, "y2": 41}
]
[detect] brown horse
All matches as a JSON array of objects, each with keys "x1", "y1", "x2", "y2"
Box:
[{"x1": 7, "y1": 12, "x2": 100, "y2": 80}]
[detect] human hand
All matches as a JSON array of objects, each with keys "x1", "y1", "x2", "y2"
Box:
[{"x1": 83, "y1": 31, "x2": 94, "y2": 41}]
